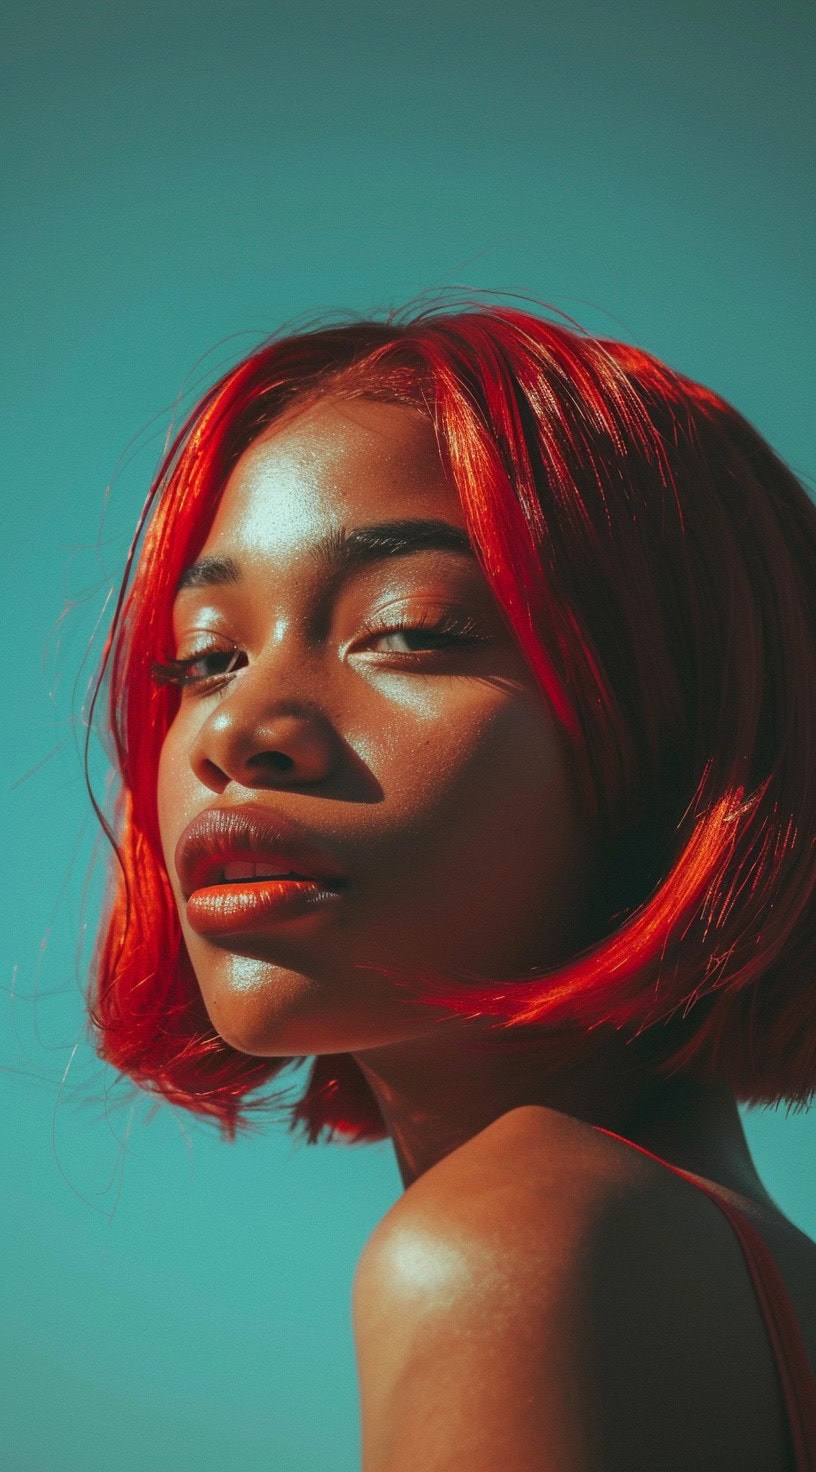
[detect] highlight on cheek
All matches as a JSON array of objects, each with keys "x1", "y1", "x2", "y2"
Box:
[{"x1": 86, "y1": 302, "x2": 816, "y2": 1149}]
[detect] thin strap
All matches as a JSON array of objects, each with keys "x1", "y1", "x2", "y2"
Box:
[{"x1": 593, "y1": 1126, "x2": 816, "y2": 1472}]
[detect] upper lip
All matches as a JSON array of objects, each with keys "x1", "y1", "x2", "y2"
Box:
[{"x1": 175, "y1": 805, "x2": 347, "y2": 900}]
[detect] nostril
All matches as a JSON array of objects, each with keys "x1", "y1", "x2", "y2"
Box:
[
  {"x1": 252, "y1": 752, "x2": 294, "y2": 772},
  {"x1": 199, "y1": 757, "x2": 230, "y2": 792}
]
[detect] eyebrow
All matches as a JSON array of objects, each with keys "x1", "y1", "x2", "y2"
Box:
[{"x1": 174, "y1": 518, "x2": 477, "y2": 595}]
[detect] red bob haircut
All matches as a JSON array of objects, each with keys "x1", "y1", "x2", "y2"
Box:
[{"x1": 87, "y1": 301, "x2": 816, "y2": 1143}]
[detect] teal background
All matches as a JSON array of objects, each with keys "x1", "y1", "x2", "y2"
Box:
[{"x1": 2, "y1": 2, "x2": 814, "y2": 1468}]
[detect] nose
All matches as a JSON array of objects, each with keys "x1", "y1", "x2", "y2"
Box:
[{"x1": 188, "y1": 656, "x2": 339, "y2": 794}]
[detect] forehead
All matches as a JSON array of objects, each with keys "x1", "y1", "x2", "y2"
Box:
[{"x1": 201, "y1": 396, "x2": 464, "y2": 560}]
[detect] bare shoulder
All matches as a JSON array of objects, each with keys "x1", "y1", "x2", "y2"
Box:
[
  {"x1": 353, "y1": 1106, "x2": 795, "y2": 1471},
  {"x1": 356, "y1": 1103, "x2": 685, "y2": 1287},
  {"x1": 353, "y1": 1106, "x2": 623, "y2": 1351}
]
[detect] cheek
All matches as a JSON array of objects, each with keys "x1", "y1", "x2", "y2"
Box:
[
  {"x1": 374, "y1": 691, "x2": 587, "y2": 954},
  {"x1": 156, "y1": 723, "x2": 191, "y2": 879},
  {"x1": 393, "y1": 688, "x2": 574, "y2": 847},
  {"x1": 443, "y1": 723, "x2": 587, "y2": 970}
]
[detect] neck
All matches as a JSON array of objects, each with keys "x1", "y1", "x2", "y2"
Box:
[{"x1": 352, "y1": 1022, "x2": 771, "y2": 1204}]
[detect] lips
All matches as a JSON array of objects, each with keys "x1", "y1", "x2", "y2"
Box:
[{"x1": 175, "y1": 805, "x2": 347, "y2": 902}]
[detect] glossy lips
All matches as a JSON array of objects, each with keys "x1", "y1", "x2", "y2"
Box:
[{"x1": 175, "y1": 805, "x2": 346, "y2": 938}]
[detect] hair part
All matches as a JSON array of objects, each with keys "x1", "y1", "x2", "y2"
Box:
[{"x1": 87, "y1": 302, "x2": 816, "y2": 1143}]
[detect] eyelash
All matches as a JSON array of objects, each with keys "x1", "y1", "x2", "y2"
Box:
[{"x1": 150, "y1": 609, "x2": 489, "y2": 693}]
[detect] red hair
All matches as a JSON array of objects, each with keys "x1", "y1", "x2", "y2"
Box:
[{"x1": 87, "y1": 302, "x2": 816, "y2": 1143}]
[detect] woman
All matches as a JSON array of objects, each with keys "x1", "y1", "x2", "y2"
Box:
[{"x1": 88, "y1": 302, "x2": 816, "y2": 1470}]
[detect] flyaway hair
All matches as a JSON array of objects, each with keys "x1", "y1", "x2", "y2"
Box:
[{"x1": 87, "y1": 302, "x2": 816, "y2": 1142}]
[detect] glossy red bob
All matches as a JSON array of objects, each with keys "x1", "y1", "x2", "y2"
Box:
[{"x1": 87, "y1": 303, "x2": 816, "y2": 1143}]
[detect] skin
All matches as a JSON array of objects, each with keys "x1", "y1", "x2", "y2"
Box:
[{"x1": 157, "y1": 395, "x2": 776, "y2": 1202}]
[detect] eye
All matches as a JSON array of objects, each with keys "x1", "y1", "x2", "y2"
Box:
[
  {"x1": 151, "y1": 638, "x2": 245, "y2": 692},
  {"x1": 358, "y1": 608, "x2": 491, "y2": 661}
]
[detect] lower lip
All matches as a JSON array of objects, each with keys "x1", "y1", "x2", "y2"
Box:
[{"x1": 185, "y1": 879, "x2": 344, "y2": 937}]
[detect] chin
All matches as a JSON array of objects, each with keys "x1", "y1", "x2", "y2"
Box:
[
  {"x1": 192, "y1": 963, "x2": 389, "y2": 1060},
  {"x1": 198, "y1": 962, "x2": 320, "y2": 1057}
]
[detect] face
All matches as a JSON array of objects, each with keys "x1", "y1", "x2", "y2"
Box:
[{"x1": 157, "y1": 396, "x2": 594, "y2": 1057}]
